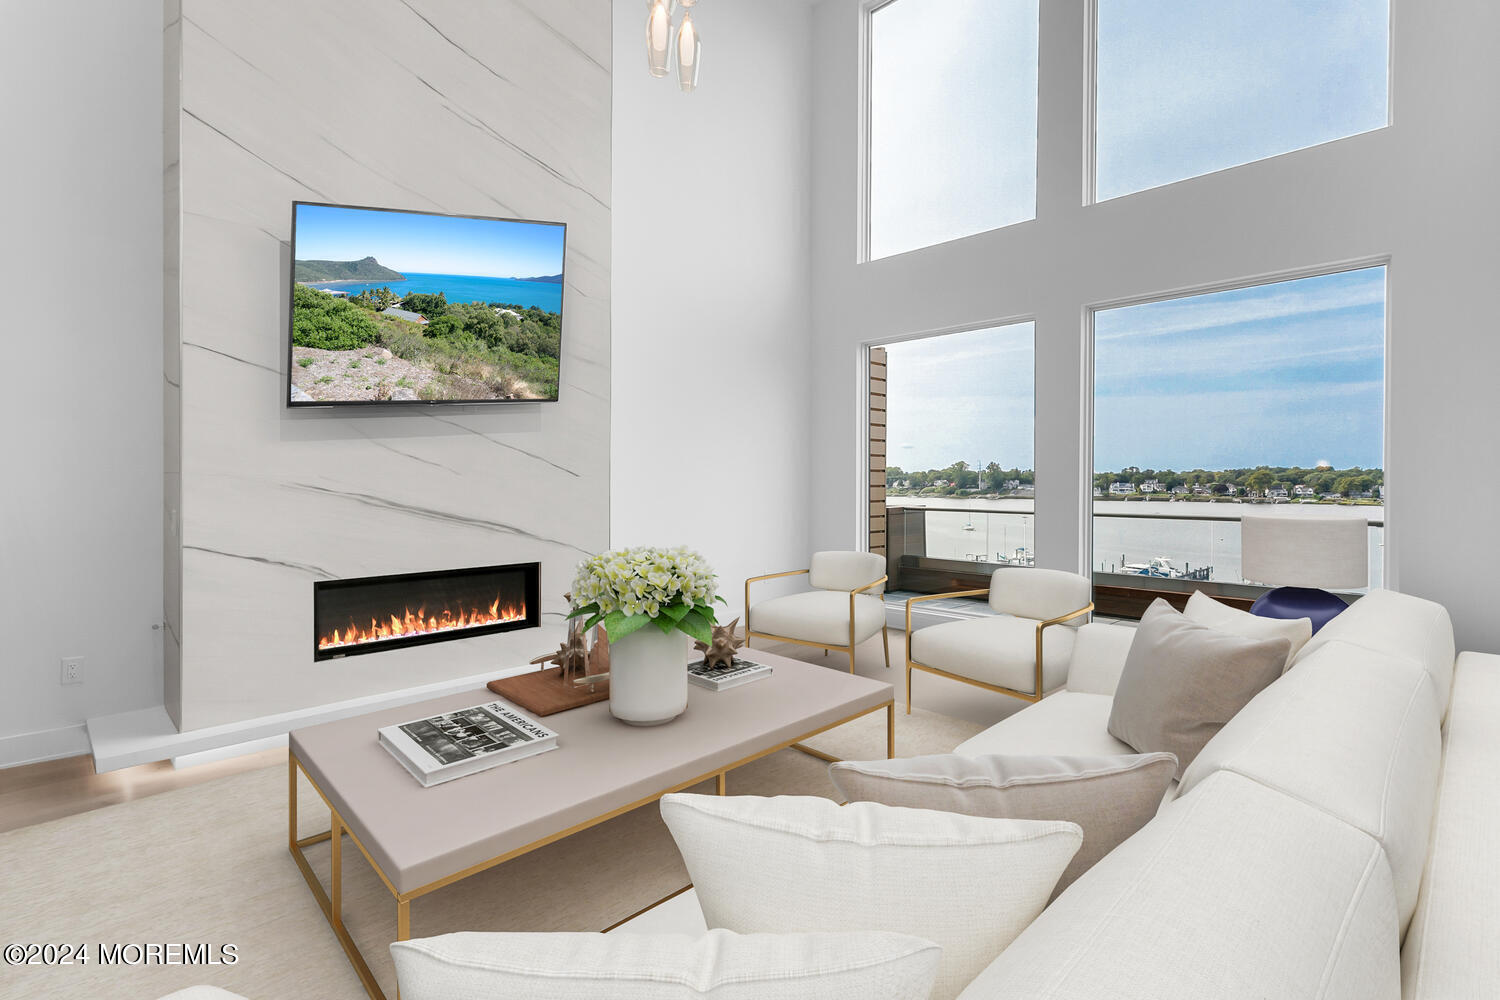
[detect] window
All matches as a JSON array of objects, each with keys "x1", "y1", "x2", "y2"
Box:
[
  {"x1": 1094, "y1": 0, "x2": 1389, "y2": 201},
  {"x1": 879, "y1": 323, "x2": 1036, "y2": 586},
  {"x1": 867, "y1": 0, "x2": 1039, "y2": 260},
  {"x1": 1092, "y1": 266, "x2": 1386, "y2": 590}
]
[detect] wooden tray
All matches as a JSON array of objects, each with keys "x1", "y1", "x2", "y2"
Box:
[{"x1": 488, "y1": 667, "x2": 609, "y2": 717}]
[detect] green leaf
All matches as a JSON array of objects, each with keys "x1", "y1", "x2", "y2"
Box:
[
  {"x1": 651, "y1": 613, "x2": 678, "y2": 634},
  {"x1": 603, "y1": 610, "x2": 652, "y2": 643},
  {"x1": 678, "y1": 608, "x2": 714, "y2": 646},
  {"x1": 583, "y1": 611, "x2": 605, "y2": 631},
  {"x1": 565, "y1": 603, "x2": 598, "y2": 620},
  {"x1": 660, "y1": 602, "x2": 693, "y2": 625}
]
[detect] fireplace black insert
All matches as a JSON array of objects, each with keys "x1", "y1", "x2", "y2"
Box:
[{"x1": 313, "y1": 562, "x2": 540, "y2": 661}]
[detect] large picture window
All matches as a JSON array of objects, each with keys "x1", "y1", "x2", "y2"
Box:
[
  {"x1": 867, "y1": 0, "x2": 1039, "y2": 260},
  {"x1": 1094, "y1": 0, "x2": 1389, "y2": 201},
  {"x1": 1092, "y1": 267, "x2": 1386, "y2": 591},
  {"x1": 881, "y1": 322, "x2": 1037, "y2": 587}
]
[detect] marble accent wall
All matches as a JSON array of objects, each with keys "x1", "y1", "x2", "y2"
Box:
[{"x1": 167, "y1": 0, "x2": 611, "y2": 730}]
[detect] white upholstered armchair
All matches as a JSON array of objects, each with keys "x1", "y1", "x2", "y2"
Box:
[
  {"x1": 745, "y1": 551, "x2": 890, "y2": 673},
  {"x1": 905, "y1": 567, "x2": 1093, "y2": 712}
]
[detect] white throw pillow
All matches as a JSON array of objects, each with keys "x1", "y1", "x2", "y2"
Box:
[
  {"x1": 1185, "y1": 590, "x2": 1311, "y2": 669},
  {"x1": 660, "y1": 793, "x2": 1082, "y2": 1000},
  {"x1": 390, "y1": 928, "x2": 941, "y2": 1000}
]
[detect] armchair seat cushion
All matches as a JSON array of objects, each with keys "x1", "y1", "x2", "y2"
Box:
[
  {"x1": 750, "y1": 591, "x2": 884, "y2": 648},
  {"x1": 911, "y1": 615, "x2": 1074, "y2": 696}
]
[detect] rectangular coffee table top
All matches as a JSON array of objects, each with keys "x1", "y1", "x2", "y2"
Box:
[{"x1": 290, "y1": 649, "x2": 893, "y2": 895}]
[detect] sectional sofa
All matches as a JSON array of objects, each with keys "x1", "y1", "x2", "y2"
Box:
[{"x1": 949, "y1": 588, "x2": 1494, "y2": 998}]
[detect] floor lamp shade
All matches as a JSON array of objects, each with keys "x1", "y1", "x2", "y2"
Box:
[
  {"x1": 1241, "y1": 515, "x2": 1369, "y2": 589},
  {"x1": 1242, "y1": 515, "x2": 1369, "y2": 634}
]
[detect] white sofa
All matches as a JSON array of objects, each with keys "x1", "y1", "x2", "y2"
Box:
[{"x1": 949, "y1": 588, "x2": 1497, "y2": 999}]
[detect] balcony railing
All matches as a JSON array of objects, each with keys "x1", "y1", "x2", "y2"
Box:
[{"x1": 886, "y1": 503, "x2": 1383, "y2": 614}]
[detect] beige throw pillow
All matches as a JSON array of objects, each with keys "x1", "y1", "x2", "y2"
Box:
[
  {"x1": 1107, "y1": 599, "x2": 1289, "y2": 776},
  {"x1": 1185, "y1": 590, "x2": 1312, "y2": 669},
  {"x1": 660, "y1": 793, "x2": 1081, "y2": 1000},
  {"x1": 829, "y1": 752, "x2": 1177, "y2": 896}
]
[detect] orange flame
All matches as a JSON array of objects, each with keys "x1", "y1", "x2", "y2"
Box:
[{"x1": 318, "y1": 594, "x2": 525, "y2": 651}]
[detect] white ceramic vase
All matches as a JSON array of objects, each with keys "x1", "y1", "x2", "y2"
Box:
[{"x1": 608, "y1": 625, "x2": 690, "y2": 726}]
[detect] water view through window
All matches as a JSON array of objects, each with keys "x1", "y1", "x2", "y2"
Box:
[
  {"x1": 882, "y1": 323, "x2": 1036, "y2": 569},
  {"x1": 1093, "y1": 266, "x2": 1386, "y2": 589}
]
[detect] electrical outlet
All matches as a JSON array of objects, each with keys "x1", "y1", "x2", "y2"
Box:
[{"x1": 60, "y1": 656, "x2": 84, "y2": 685}]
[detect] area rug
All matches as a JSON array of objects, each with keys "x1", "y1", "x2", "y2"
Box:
[{"x1": 0, "y1": 706, "x2": 980, "y2": 1000}]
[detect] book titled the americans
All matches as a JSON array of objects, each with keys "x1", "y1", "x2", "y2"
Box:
[{"x1": 378, "y1": 701, "x2": 558, "y2": 787}]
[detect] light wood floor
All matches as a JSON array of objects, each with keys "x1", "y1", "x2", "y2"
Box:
[{"x1": 0, "y1": 746, "x2": 287, "y2": 835}]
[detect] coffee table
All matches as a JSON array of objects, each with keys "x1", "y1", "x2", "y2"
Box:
[{"x1": 288, "y1": 648, "x2": 895, "y2": 1000}]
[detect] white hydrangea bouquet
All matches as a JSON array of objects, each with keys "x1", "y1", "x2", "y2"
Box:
[{"x1": 568, "y1": 545, "x2": 726, "y2": 645}]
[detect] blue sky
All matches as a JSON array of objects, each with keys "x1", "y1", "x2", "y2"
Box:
[
  {"x1": 1094, "y1": 267, "x2": 1386, "y2": 471},
  {"x1": 886, "y1": 324, "x2": 1036, "y2": 473},
  {"x1": 879, "y1": 0, "x2": 1388, "y2": 474},
  {"x1": 294, "y1": 204, "x2": 565, "y2": 278}
]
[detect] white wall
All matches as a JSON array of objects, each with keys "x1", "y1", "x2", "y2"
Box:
[
  {"x1": 612, "y1": 0, "x2": 816, "y2": 623},
  {"x1": 808, "y1": 0, "x2": 1500, "y2": 653},
  {"x1": 0, "y1": 2, "x2": 165, "y2": 766}
]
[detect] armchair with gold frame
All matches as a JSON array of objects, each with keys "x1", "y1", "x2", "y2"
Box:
[
  {"x1": 904, "y1": 567, "x2": 1094, "y2": 712},
  {"x1": 744, "y1": 551, "x2": 891, "y2": 674}
]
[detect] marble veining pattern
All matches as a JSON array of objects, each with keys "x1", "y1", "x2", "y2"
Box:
[{"x1": 168, "y1": 0, "x2": 611, "y2": 729}]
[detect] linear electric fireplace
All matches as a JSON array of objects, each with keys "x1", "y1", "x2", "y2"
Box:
[{"x1": 313, "y1": 562, "x2": 540, "y2": 661}]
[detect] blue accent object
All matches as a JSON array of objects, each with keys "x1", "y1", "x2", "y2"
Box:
[{"x1": 1249, "y1": 586, "x2": 1350, "y2": 634}]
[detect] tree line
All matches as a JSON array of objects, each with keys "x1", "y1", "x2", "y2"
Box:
[{"x1": 885, "y1": 461, "x2": 1384, "y2": 499}]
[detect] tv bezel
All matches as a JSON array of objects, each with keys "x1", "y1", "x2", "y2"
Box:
[{"x1": 286, "y1": 200, "x2": 567, "y2": 408}]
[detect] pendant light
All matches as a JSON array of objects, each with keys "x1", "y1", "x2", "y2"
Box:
[
  {"x1": 645, "y1": 0, "x2": 702, "y2": 92},
  {"x1": 646, "y1": 0, "x2": 673, "y2": 78},
  {"x1": 676, "y1": 12, "x2": 701, "y2": 93}
]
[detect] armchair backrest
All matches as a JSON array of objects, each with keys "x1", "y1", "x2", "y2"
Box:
[
  {"x1": 988, "y1": 567, "x2": 1091, "y2": 621},
  {"x1": 809, "y1": 551, "x2": 886, "y2": 594}
]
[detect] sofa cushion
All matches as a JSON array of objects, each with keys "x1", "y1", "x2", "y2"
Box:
[
  {"x1": 749, "y1": 591, "x2": 884, "y2": 647},
  {"x1": 987, "y1": 567, "x2": 1091, "y2": 620},
  {"x1": 390, "y1": 929, "x2": 942, "y2": 1000},
  {"x1": 1107, "y1": 600, "x2": 1288, "y2": 777},
  {"x1": 829, "y1": 752, "x2": 1176, "y2": 894},
  {"x1": 1185, "y1": 590, "x2": 1311, "y2": 668},
  {"x1": 808, "y1": 550, "x2": 885, "y2": 593},
  {"x1": 956, "y1": 770, "x2": 1401, "y2": 1000},
  {"x1": 1402, "y1": 652, "x2": 1500, "y2": 998},
  {"x1": 954, "y1": 691, "x2": 1134, "y2": 758},
  {"x1": 1291, "y1": 589, "x2": 1455, "y2": 717},
  {"x1": 1179, "y1": 638, "x2": 1441, "y2": 933},
  {"x1": 660, "y1": 793, "x2": 1081, "y2": 1000},
  {"x1": 910, "y1": 615, "x2": 1074, "y2": 696},
  {"x1": 1063, "y1": 622, "x2": 1137, "y2": 696}
]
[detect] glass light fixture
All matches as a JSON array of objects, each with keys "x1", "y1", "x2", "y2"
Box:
[
  {"x1": 676, "y1": 12, "x2": 701, "y2": 93},
  {"x1": 646, "y1": 0, "x2": 673, "y2": 78}
]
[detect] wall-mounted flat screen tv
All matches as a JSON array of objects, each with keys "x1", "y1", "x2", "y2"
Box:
[{"x1": 288, "y1": 202, "x2": 565, "y2": 406}]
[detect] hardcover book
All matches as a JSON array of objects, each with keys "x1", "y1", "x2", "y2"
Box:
[
  {"x1": 378, "y1": 700, "x2": 558, "y2": 787},
  {"x1": 687, "y1": 657, "x2": 773, "y2": 692}
]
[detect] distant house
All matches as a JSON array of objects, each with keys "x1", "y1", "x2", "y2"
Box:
[
  {"x1": 1293, "y1": 485, "x2": 1315, "y2": 497},
  {"x1": 1224, "y1": 484, "x2": 1240, "y2": 496},
  {"x1": 1192, "y1": 484, "x2": 1212, "y2": 496},
  {"x1": 931, "y1": 479, "x2": 950, "y2": 488},
  {"x1": 1094, "y1": 486, "x2": 1104, "y2": 497},
  {"x1": 1171, "y1": 485, "x2": 1191, "y2": 495},
  {"x1": 1002, "y1": 479, "x2": 1022, "y2": 491},
  {"x1": 319, "y1": 288, "x2": 348, "y2": 297},
  {"x1": 1268, "y1": 486, "x2": 1289, "y2": 499},
  {"x1": 892, "y1": 479, "x2": 911, "y2": 490},
  {"x1": 1109, "y1": 482, "x2": 1133, "y2": 495},
  {"x1": 1321, "y1": 492, "x2": 1344, "y2": 500},
  {"x1": 380, "y1": 307, "x2": 428, "y2": 325},
  {"x1": 1141, "y1": 479, "x2": 1164, "y2": 493}
]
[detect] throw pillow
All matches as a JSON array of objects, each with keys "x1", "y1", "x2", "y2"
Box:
[
  {"x1": 829, "y1": 751, "x2": 1177, "y2": 895},
  {"x1": 660, "y1": 793, "x2": 1081, "y2": 1000},
  {"x1": 390, "y1": 929, "x2": 941, "y2": 1000},
  {"x1": 1107, "y1": 599, "x2": 1289, "y2": 777},
  {"x1": 1185, "y1": 590, "x2": 1312, "y2": 669}
]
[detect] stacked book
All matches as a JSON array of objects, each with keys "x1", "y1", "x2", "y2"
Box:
[
  {"x1": 688, "y1": 656, "x2": 773, "y2": 692},
  {"x1": 378, "y1": 700, "x2": 559, "y2": 787}
]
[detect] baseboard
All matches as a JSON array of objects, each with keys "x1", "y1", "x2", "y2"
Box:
[{"x1": 0, "y1": 724, "x2": 91, "y2": 770}]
